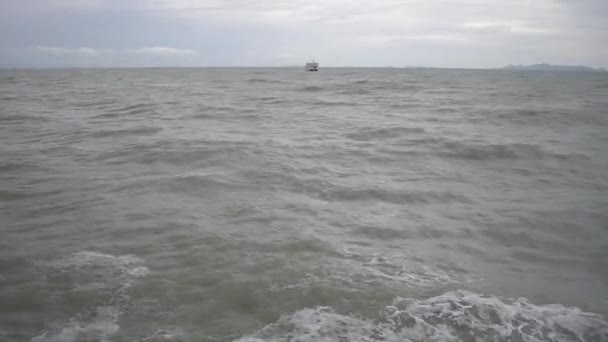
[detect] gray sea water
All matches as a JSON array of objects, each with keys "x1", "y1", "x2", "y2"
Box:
[{"x1": 1, "y1": 67, "x2": 608, "y2": 342}]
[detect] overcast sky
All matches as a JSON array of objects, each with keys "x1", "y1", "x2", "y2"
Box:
[{"x1": 0, "y1": 0, "x2": 606, "y2": 68}]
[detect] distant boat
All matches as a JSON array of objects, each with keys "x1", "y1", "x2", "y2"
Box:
[{"x1": 305, "y1": 60, "x2": 319, "y2": 72}]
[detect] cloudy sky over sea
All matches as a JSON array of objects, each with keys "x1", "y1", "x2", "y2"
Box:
[{"x1": 1, "y1": 0, "x2": 606, "y2": 68}]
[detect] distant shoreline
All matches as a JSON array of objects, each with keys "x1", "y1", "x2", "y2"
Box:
[{"x1": 501, "y1": 63, "x2": 606, "y2": 72}]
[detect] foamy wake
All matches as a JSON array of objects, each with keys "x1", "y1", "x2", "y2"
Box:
[
  {"x1": 32, "y1": 251, "x2": 149, "y2": 342},
  {"x1": 135, "y1": 326, "x2": 188, "y2": 342},
  {"x1": 270, "y1": 254, "x2": 479, "y2": 293},
  {"x1": 361, "y1": 256, "x2": 476, "y2": 288},
  {"x1": 236, "y1": 290, "x2": 608, "y2": 342}
]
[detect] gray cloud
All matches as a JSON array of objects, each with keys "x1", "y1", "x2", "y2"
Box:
[
  {"x1": 127, "y1": 47, "x2": 197, "y2": 55},
  {"x1": 33, "y1": 46, "x2": 99, "y2": 55},
  {"x1": 0, "y1": 0, "x2": 606, "y2": 68}
]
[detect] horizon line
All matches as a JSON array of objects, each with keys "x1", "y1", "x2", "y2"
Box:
[
  {"x1": 0, "y1": 65, "x2": 605, "y2": 71},
  {"x1": 0, "y1": 66, "x2": 530, "y2": 71}
]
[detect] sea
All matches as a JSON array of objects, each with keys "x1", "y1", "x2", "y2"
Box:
[{"x1": 1, "y1": 67, "x2": 607, "y2": 342}]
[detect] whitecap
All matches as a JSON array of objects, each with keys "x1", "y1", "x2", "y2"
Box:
[
  {"x1": 135, "y1": 326, "x2": 189, "y2": 342},
  {"x1": 235, "y1": 290, "x2": 608, "y2": 342},
  {"x1": 32, "y1": 251, "x2": 149, "y2": 342},
  {"x1": 32, "y1": 306, "x2": 120, "y2": 342},
  {"x1": 360, "y1": 255, "x2": 478, "y2": 288}
]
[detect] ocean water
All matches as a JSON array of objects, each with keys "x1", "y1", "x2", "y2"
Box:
[{"x1": 1, "y1": 67, "x2": 607, "y2": 342}]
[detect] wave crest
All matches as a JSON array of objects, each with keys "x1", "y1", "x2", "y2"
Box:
[
  {"x1": 344, "y1": 127, "x2": 425, "y2": 141},
  {"x1": 236, "y1": 290, "x2": 608, "y2": 342},
  {"x1": 439, "y1": 142, "x2": 589, "y2": 161},
  {"x1": 32, "y1": 251, "x2": 149, "y2": 342},
  {"x1": 300, "y1": 86, "x2": 324, "y2": 92}
]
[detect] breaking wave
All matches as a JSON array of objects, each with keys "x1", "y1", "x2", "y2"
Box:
[
  {"x1": 236, "y1": 290, "x2": 608, "y2": 342},
  {"x1": 31, "y1": 251, "x2": 149, "y2": 342}
]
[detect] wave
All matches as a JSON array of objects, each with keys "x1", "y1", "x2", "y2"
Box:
[
  {"x1": 191, "y1": 104, "x2": 237, "y2": 119},
  {"x1": 246, "y1": 78, "x2": 283, "y2": 84},
  {"x1": 313, "y1": 100, "x2": 356, "y2": 107},
  {"x1": 0, "y1": 189, "x2": 63, "y2": 202},
  {"x1": 154, "y1": 173, "x2": 245, "y2": 195},
  {"x1": 235, "y1": 290, "x2": 608, "y2": 342},
  {"x1": 344, "y1": 127, "x2": 426, "y2": 141},
  {"x1": 95, "y1": 103, "x2": 157, "y2": 118},
  {"x1": 351, "y1": 224, "x2": 464, "y2": 241},
  {"x1": 95, "y1": 139, "x2": 250, "y2": 166},
  {"x1": 388, "y1": 102, "x2": 427, "y2": 110},
  {"x1": 74, "y1": 99, "x2": 117, "y2": 109},
  {"x1": 232, "y1": 168, "x2": 469, "y2": 205},
  {"x1": 299, "y1": 86, "x2": 325, "y2": 92},
  {"x1": 496, "y1": 108, "x2": 566, "y2": 122},
  {"x1": 32, "y1": 251, "x2": 149, "y2": 342},
  {"x1": 336, "y1": 88, "x2": 372, "y2": 95},
  {"x1": 0, "y1": 160, "x2": 50, "y2": 173},
  {"x1": 0, "y1": 113, "x2": 40, "y2": 123},
  {"x1": 352, "y1": 79, "x2": 395, "y2": 88},
  {"x1": 90, "y1": 126, "x2": 163, "y2": 138},
  {"x1": 438, "y1": 142, "x2": 590, "y2": 161},
  {"x1": 375, "y1": 138, "x2": 590, "y2": 161},
  {"x1": 258, "y1": 96, "x2": 285, "y2": 102},
  {"x1": 266, "y1": 250, "x2": 475, "y2": 292},
  {"x1": 348, "y1": 79, "x2": 418, "y2": 91},
  {"x1": 134, "y1": 326, "x2": 187, "y2": 342},
  {"x1": 322, "y1": 187, "x2": 471, "y2": 205},
  {"x1": 511, "y1": 109, "x2": 547, "y2": 117},
  {"x1": 32, "y1": 306, "x2": 120, "y2": 342}
]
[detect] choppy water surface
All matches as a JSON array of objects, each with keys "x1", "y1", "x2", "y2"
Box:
[{"x1": 1, "y1": 68, "x2": 607, "y2": 341}]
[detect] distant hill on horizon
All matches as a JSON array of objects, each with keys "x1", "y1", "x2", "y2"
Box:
[{"x1": 502, "y1": 63, "x2": 606, "y2": 72}]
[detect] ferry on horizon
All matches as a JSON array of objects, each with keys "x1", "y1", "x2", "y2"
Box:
[{"x1": 305, "y1": 60, "x2": 319, "y2": 72}]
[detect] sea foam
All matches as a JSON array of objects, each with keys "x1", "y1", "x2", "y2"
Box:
[
  {"x1": 236, "y1": 290, "x2": 608, "y2": 342},
  {"x1": 32, "y1": 251, "x2": 149, "y2": 342}
]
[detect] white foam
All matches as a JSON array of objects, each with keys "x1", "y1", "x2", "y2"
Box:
[
  {"x1": 135, "y1": 326, "x2": 188, "y2": 341},
  {"x1": 235, "y1": 290, "x2": 608, "y2": 342},
  {"x1": 235, "y1": 307, "x2": 387, "y2": 342},
  {"x1": 32, "y1": 306, "x2": 120, "y2": 342},
  {"x1": 356, "y1": 254, "x2": 478, "y2": 288},
  {"x1": 48, "y1": 250, "x2": 150, "y2": 290},
  {"x1": 269, "y1": 254, "x2": 478, "y2": 293},
  {"x1": 127, "y1": 266, "x2": 151, "y2": 278},
  {"x1": 33, "y1": 251, "x2": 149, "y2": 342},
  {"x1": 56, "y1": 251, "x2": 147, "y2": 274}
]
